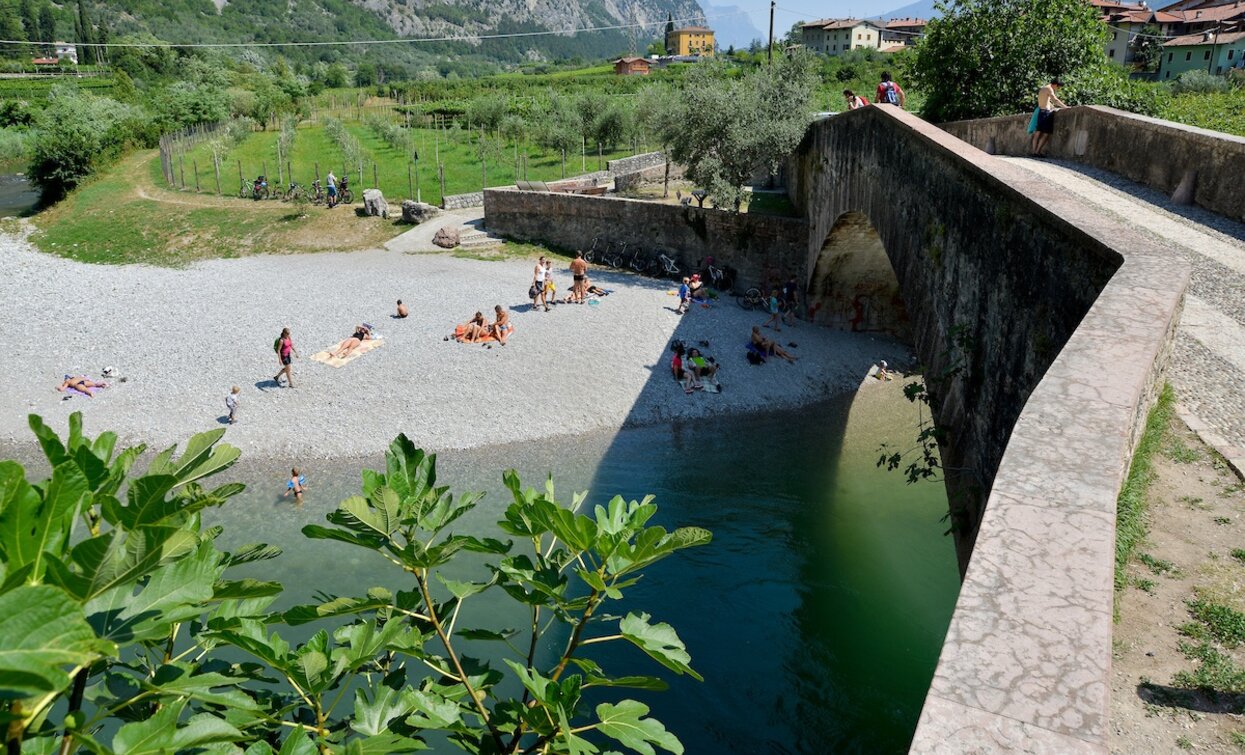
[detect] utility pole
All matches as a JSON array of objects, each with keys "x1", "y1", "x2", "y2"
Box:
[{"x1": 768, "y1": 0, "x2": 775, "y2": 64}]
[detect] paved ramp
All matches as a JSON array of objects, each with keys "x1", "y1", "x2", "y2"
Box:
[{"x1": 1005, "y1": 157, "x2": 1245, "y2": 471}]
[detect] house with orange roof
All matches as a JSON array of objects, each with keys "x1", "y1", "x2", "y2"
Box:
[{"x1": 1159, "y1": 20, "x2": 1245, "y2": 77}]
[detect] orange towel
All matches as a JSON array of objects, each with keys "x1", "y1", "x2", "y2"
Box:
[{"x1": 454, "y1": 323, "x2": 514, "y2": 344}]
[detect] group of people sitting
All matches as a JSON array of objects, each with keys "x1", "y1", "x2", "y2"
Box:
[
  {"x1": 671, "y1": 342, "x2": 721, "y2": 393},
  {"x1": 450, "y1": 306, "x2": 512, "y2": 345}
]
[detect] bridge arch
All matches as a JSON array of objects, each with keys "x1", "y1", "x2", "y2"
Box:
[{"x1": 807, "y1": 210, "x2": 912, "y2": 340}]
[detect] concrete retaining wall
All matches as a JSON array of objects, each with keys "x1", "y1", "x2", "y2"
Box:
[
  {"x1": 482, "y1": 190, "x2": 808, "y2": 286},
  {"x1": 786, "y1": 106, "x2": 1186, "y2": 753},
  {"x1": 942, "y1": 105, "x2": 1245, "y2": 221}
]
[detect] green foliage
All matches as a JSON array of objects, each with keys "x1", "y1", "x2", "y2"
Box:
[
  {"x1": 1231, "y1": 549, "x2": 1245, "y2": 564},
  {"x1": 652, "y1": 52, "x2": 817, "y2": 209},
  {"x1": 1159, "y1": 88, "x2": 1245, "y2": 137},
  {"x1": 1172, "y1": 70, "x2": 1232, "y2": 95},
  {"x1": 912, "y1": 0, "x2": 1109, "y2": 121},
  {"x1": 1130, "y1": 24, "x2": 1165, "y2": 72},
  {"x1": 28, "y1": 85, "x2": 151, "y2": 198},
  {"x1": 1183, "y1": 594, "x2": 1245, "y2": 647},
  {"x1": 1, "y1": 415, "x2": 708, "y2": 754},
  {"x1": 1116, "y1": 384, "x2": 1175, "y2": 595},
  {"x1": 1062, "y1": 61, "x2": 1166, "y2": 116},
  {"x1": 1174, "y1": 640, "x2": 1245, "y2": 694}
]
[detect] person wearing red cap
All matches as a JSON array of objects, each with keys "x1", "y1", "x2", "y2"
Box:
[{"x1": 688, "y1": 273, "x2": 705, "y2": 302}]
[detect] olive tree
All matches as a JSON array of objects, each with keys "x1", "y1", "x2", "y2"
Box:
[{"x1": 652, "y1": 52, "x2": 817, "y2": 210}]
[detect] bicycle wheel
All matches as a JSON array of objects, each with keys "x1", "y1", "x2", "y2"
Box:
[
  {"x1": 239, "y1": 187, "x2": 250, "y2": 199},
  {"x1": 736, "y1": 287, "x2": 762, "y2": 310},
  {"x1": 341, "y1": 189, "x2": 354, "y2": 204}
]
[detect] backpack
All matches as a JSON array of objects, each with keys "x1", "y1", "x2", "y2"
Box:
[
  {"x1": 881, "y1": 82, "x2": 899, "y2": 106},
  {"x1": 273, "y1": 336, "x2": 282, "y2": 354}
]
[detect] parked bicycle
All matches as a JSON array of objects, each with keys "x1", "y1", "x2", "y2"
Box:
[
  {"x1": 282, "y1": 181, "x2": 305, "y2": 202},
  {"x1": 584, "y1": 237, "x2": 602, "y2": 265},
  {"x1": 601, "y1": 241, "x2": 624, "y2": 269},
  {"x1": 627, "y1": 247, "x2": 648, "y2": 273},
  {"x1": 657, "y1": 252, "x2": 680, "y2": 277},
  {"x1": 735, "y1": 286, "x2": 765, "y2": 310},
  {"x1": 239, "y1": 176, "x2": 269, "y2": 200},
  {"x1": 338, "y1": 175, "x2": 354, "y2": 205}
]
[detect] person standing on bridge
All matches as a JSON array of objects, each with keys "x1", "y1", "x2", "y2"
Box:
[
  {"x1": 875, "y1": 72, "x2": 906, "y2": 109},
  {"x1": 1029, "y1": 77, "x2": 1067, "y2": 158}
]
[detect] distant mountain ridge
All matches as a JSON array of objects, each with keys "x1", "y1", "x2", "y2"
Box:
[
  {"x1": 699, "y1": 2, "x2": 766, "y2": 48},
  {"x1": 872, "y1": 0, "x2": 942, "y2": 21},
  {"x1": 84, "y1": 0, "x2": 707, "y2": 69}
]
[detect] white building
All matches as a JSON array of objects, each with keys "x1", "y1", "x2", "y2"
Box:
[
  {"x1": 54, "y1": 42, "x2": 78, "y2": 64},
  {"x1": 800, "y1": 19, "x2": 884, "y2": 55}
]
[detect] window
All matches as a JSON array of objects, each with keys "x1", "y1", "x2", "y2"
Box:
[
  {"x1": 857, "y1": 33, "x2": 862, "y2": 40},
  {"x1": 1186, "y1": 51, "x2": 1192, "y2": 60},
  {"x1": 1113, "y1": 31, "x2": 1118, "y2": 40},
  {"x1": 1205, "y1": 50, "x2": 1211, "y2": 60},
  {"x1": 1168, "y1": 52, "x2": 1173, "y2": 61},
  {"x1": 1228, "y1": 49, "x2": 1235, "y2": 60},
  {"x1": 1109, "y1": 48, "x2": 1115, "y2": 58}
]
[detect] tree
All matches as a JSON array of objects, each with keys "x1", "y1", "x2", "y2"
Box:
[
  {"x1": 1130, "y1": 23, "x2": 1164, "y2": 72},
  {"x1": 647, "y1": 41, "x2": 667, "y2": 56},
  {"x1": 910, "y1": 0, "x2": 1109, "y2": 122},
  {"x1": 37, "y1": 3, "x2": 56, "y2": 56},
  {"x1": 29, "y1": 86, "x2": 145, "y2": 198},
  {"x1": 355, "y1": 61, "x2": 378, "y2": 87},
  {"x1": 652, "y1": 52, "x2": 817, "y2": 209},
  {"x1": 324, "y1": 61, "x2": 349, "y2": 88},
  {"x1": 1, "y1": 415, "x2": 710, "y2": 755}
]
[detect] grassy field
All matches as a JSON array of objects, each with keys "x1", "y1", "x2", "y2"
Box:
[
  {"x1": 168, "y1": 121, "x2": 638, "y2": 206},
  {"x1": 28, "y1": 150, "x2": 403, "y2": 266}
]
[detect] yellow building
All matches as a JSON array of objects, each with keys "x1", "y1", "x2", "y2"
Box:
[{"x1": 665, "y1": 26, "x2": 715, "y2": 56}]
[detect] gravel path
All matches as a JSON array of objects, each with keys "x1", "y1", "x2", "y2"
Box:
[
  {"x1": 1005, "y1": 157, "x2": 1245, "y2": 464},
  {"x1": 0, "y1": 224, "x2": 907, "y2": 460}
]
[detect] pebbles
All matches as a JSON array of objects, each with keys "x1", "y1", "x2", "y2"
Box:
[{"x1": 0, "y1": 227, "x2": 909, "y2": 460}]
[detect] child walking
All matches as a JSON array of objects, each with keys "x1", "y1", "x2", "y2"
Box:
[
  {"x1": 225, "y1": 386, "x2": 240, "y2": 424},
  {"x1": 284, "y1": 467, "x2": 307, "y2": 504},
  {"x1": 763, "y1": 289, "x2": 783, "y2": 331}
]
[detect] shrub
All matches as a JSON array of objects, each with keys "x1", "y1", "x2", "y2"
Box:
[
  {"x1": 28, "y1": 86, "x2": 148, "y2": 199},
  {"x1": 1172, "y1": 70, "x2": 1231, "y2": 95},
  {"x1": 1063, "y1": 62, "x2": 1168, "y2": 116}
]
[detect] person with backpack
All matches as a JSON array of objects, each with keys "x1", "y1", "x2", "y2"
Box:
[
  {"x1": 875, "y1": 72, "x2": 906, "y2": 109},
  {"x1": 273, "y1": 327, "x2": 299, "y2": 388}
]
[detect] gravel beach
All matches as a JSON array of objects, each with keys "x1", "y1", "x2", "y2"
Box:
[{"x1": 0, "y1": 223, "x2": 910, "y2": 460}]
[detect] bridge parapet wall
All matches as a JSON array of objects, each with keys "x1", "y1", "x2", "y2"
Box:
[
  {"x1": 789, "y1": 106, "x2": 1187, "y2": 752},
  {"x1": 942, "y1": 105, "x2": 1245, "y2": 222}
]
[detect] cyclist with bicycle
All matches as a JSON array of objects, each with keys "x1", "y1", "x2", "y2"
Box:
[
  {"x1": 252, "y1": 175, "x2": 267, "y2": 200},
  {"x1": 339, "y1": 174, "x2": 350, "y2": 203},
  {"x1": 326, "y1": 171, "x2": 338, "y2": 208}
]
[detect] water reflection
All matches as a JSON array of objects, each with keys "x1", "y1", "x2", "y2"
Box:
[{"x1": 0, "y1": 173, "x2": 39, "y2": 218}]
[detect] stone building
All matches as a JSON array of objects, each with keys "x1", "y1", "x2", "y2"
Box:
[{"x1": 800, "y1": 19, "x2": 883, "y2": 56}]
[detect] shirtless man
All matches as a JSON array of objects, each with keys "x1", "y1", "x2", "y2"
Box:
[
  {"x1": 1030, "y1": 78, "x2": 1067, "y2": 158},
  {"x1": 751, "y1": 326, "x2": 798, "y2": 363},
  {"x1": 490, "y1": 305, "x2": 511, "y2": 345},
  {"x1": 569, "y1": 251, "x2": 588, "y2": 303},
  {"x1": 396, "y1": 299, "x2": 409, "y2": 318}
]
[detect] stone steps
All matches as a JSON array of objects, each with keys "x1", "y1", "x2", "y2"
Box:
[{"x1": 458, "y1": 227, "x2": 503, "y2": 250}]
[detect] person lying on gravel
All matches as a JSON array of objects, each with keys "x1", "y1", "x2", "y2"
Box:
[
  {"x1": 454, "y1": 312, "x2": 488, "y2": 343},
  {"x1": 56, "y1": 375, "x2": 109, "y2": 397},
  {"x1": 329, "y1": 324, "x2": 373, "y2": 359},
  {"x1": 751, "y1": 326, "x2": 797, "y2": 363}
]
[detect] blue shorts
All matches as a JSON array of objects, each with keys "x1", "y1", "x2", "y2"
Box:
[{"x1": 328, "y1": 186, "x2": 337, "y2": 196}]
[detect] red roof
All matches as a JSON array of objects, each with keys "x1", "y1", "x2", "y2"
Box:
[
  {"x1": 802, "y1": 18, "x2": 879, "y2": 30},
  {"x1": 883, "y1": 17, "x2": 928, "y2": 27},
  {"x1": 1164, "y1": 28, "x2": 1245, "y2": 43},
  {"x1": 31, "y1": 58, "x2": 58, "y2": 64}
]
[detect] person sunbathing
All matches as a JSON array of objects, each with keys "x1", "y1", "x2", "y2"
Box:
[
  {"x1": 56, "y1": 375, "x2": 108, "y2": 397},
  {"x1": 330, "y1": 324, "x2": 373, "y2": 358},
  {"x1": 490, "y1": 305, "x2": 511, "y2": 345},
  {"x1": 751, "y1": 326, "x2": 797, "y2": 363}
]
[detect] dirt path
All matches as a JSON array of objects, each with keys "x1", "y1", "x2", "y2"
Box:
[{"x1": 1111, "y1": 415, "x2": 1245, "y2": 753}]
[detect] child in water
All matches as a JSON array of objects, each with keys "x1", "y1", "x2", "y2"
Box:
[{"x1": 284, "y1": 467, "x2": 307, "y2": 504}]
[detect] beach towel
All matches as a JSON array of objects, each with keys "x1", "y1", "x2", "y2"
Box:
[
  {"x1": 1026, "y1": 107, "x2": 1040, "y2": 134},
  {"x1": 453, "y1": 323, "x2": 515, "y2": 344},
  {"x1": 310, "y1": 338, "x2": 385, "y2": 367}
]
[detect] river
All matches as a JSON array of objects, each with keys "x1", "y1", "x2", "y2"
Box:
[{"x1": 0, "y1": 172, "x2": 38, "y2": 218}]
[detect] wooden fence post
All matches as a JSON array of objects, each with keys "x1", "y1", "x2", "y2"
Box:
[
  {"x1": 214, "y1": 157, "x2": 221, "y2": 195},
  {"x1": 193, "y1": 161, "x2": 199, "y2": 192},
  {"x1": 178, "y1": 156, "x2": 185, "y2": 189},
  {"x1": 373, "y1": 162, "x2": 378, "y2": 189},
  {"x1": 407, "y1": 163, "x2": 413, "y2": 200},
  {"x1": 287, "y1": 162, "x2": 292, "y2": 186},
  {"x1": 238, "y1": 160, "x2": 243, "y2": 195}
]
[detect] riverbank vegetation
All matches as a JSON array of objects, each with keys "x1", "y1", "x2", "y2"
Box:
[{"x1": 0, "y1": 412, "x2": 707, "y2": 754}]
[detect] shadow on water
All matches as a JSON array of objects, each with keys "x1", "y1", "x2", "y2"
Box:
[{"x1": 574, "y1": 312, "x2": 960, "y2": 753}]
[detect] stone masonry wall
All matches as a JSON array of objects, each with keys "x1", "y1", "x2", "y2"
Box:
[
  {"x1": 606, "y1": 151, "x2": 666, "y2": 174},
  {"x1": 942, "y1": 105, "x2": 1245, "y2": 221},
  {"x1": 786, "y1": 105, "x2": 1186, "y2": 752},
  {"x1": 441, "y1": 191, "x2": 484, "y2": 210},
  {"x1": 483, "y1": 189, "x2": 808, "y2": 287}
]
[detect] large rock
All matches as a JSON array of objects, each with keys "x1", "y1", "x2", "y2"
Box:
[
  {"x1": 362, "y1": 188, "x2": 389, "y2": 219},
  {"x1": 401, "y1": 200, "x2": 439, "y2": 224},
  {"x1": 432, "y1": 225, "x2": 460, "y2": 249}
]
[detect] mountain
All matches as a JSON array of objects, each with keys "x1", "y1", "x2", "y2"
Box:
[
  {"x1": 872, "y1": 0, "x2": 943, "y2": 20},
  {"x1": 83, "y1": 0, "x2": 705, "y2": 69},
  {"x1": 699, "y1": 2, "x2": 765, "y2": 49}
]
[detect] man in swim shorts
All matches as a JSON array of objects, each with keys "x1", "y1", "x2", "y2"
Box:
[
  {"x1": 570, "y1": 251, "x2": 588, "y2": 303},
  {"x1": 1030, "y1": 78, "x2": 1066, "y2": 158}
]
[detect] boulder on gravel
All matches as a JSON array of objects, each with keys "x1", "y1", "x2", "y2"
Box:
[
  {"x1": 432, "y1": 225, "x2": 460, "y2": 249},
  {"x1": 401, "y1": 200, "x2": 439, "y2": 225},
  {"x1": 362, "y1": 189, "x2": 389, "y2": 219}
]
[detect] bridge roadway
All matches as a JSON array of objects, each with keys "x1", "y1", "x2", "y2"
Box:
[{"x1": 1003, "y1": 156, "x2": 1245, "y2": 472}]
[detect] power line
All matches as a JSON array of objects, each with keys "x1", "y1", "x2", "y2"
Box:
[{"x1": 2, "y1": 10, "x2": 750, "y2": 50}]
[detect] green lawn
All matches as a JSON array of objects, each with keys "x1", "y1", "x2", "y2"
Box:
[{"x1": 169, "y1": 122, "x2": 639, "y2": 206}]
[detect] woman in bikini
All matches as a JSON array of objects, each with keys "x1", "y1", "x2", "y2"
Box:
[
  {"x1": 458, "y1": 312, "x2": 488, "y2": 343},
  {"x1": 751, "y1": 326, "x2": 797, "y2": 363},
  {"x1": 329, "y1": 324, "x2": 373, "y2": 359},
  {"x1": 56, "y1": 375, "x2": 108, "y2": 397}
]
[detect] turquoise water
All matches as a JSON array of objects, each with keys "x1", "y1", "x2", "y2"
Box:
[{"x1": 204, "y1": 383, "x2": 959, "y2": 753}]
